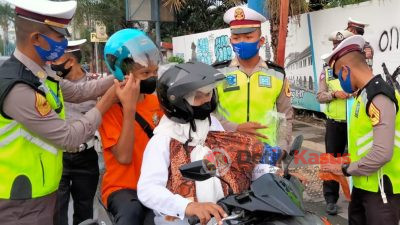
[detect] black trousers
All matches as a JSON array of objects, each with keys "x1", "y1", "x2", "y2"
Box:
[
  {"x1": 323, "y1": 119, "x2": 347, "y2": 204},
  {"x1": 107, "y1": 189, "x2": 155, "y2": 225},
  {"x1": 349, "y1": 187, "x2": 400, "y2": 225},
  {"x1": 54, "y1": 147, "x2": 100, "y2": 225}
]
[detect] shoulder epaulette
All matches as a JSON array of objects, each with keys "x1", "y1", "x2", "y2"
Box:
[
  {"x1": 266, "y1": 60, "x2": 286, "y2": 75},
  {"x1": 212, "y1": 60, "x2": 232, "y2": 69}
]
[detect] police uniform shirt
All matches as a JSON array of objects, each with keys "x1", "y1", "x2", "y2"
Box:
[
  {"x1": 3, "y1": 48, "x2": 114, "y2": 152},
  {"x1": 65, "y1": 74, "x2": 96, "y2": 123},
  {"x1": 215, "y1": 57, "x2": 293, "y2": 152}
]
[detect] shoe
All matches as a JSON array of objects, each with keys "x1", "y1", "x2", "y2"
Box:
[{"x1": 326, "y1": 203, "x2": 338, "y2": 215}]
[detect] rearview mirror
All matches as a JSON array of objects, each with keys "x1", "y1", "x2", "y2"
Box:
[{"x1": 179, "y1": 160, "x2": 215, "y2": 181}]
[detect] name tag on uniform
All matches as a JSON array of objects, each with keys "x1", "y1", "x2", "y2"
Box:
[
  {"x1": 355, "y1": 102, "x2": 360, "y2": 118},
  {"x1": 223, "y1": 74, "x2": 240, "y2": 92},
  {"x1": 259, "y1": 75, "x2": 271, "y2": 88}
]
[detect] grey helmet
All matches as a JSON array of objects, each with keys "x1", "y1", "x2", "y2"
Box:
[{"x1": 157, "y1": 62, "x2": 225, "y2": 129}]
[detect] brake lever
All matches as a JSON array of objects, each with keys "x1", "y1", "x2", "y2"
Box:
[{"x1": 213, "y1": 211, "x2": 244, "y2": 225}]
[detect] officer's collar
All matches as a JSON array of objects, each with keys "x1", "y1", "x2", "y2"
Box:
[
  {"x1": 229, "y1": 57, "x2": 268, "y2": 69},
  {"x1": 14, "y1": 48, "x2": 60, "y2": 81}
]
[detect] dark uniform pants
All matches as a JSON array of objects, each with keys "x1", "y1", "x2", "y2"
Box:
[
  {"x1": 349, "y1": 187, "x2": 400, "y2": 225},
  {"x1": 323, "y1": 119, "x2": 347, "y2": 204},
  {"x1": 107, "y1": 189, "x2": 155, "y2": 225},
  {"x1": 0, "y1": 192, "x2": 57, "y2": 225},
  {"x1": 54, "y1": 147, "x2": 99, "y2": 225}
]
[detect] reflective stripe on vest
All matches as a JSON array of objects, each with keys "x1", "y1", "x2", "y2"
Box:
[
  {"x1": 324, "y1": 67, "x2": 346, "y2": 121},
  {"x1": 0, "y1": 77, "x2": 64, "y2": 199},
  {"x1": 0, "y1": 127, "x2": 57, "y2": 154},
  {"x1": 216, "y1": 67, "x2": 284, "y2": 145},
  {"x1": 349, "y1": 89, "x2": 400, "y2": 193}
]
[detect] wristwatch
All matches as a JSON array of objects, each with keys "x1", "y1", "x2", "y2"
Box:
[{"x1": 341, "y1": 164, "x2": 351, "y2": 177}]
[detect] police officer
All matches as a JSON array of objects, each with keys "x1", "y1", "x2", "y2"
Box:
[
  {"x1": 213, "y1": 6, "x2": 293, "y2": 164},
  {"x1": 317, "y1": 30, "x2": 353, "y2": 215},
  {"x1": 0, "y1": 1, "x2": 121, "y2": 224},
  {"x1": 346, "y1": 18, "x2": 374, "y2": 69},
  {"x1": 51, "y1": 39, "x2": 100, "y2": 225},
  {"x1": 321, "y1": 35, "x2": 400, "y2": 225}
]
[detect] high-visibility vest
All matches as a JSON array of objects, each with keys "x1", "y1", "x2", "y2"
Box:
[
  {"x1": 324, "y1": 67, "x2": 346, "y2": 121},
  {"x1": 349, "y1": 87, "x2": 400, "y2": 193},
  {"x1": 216, "y1": 66, "x2": 284, "y2": 145},
  {"x1": 0, "y1": 74, "x2": 65, "y2": 199}
]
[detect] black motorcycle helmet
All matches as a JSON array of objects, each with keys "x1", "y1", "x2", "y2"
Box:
[{"x1": 157, "y1": 62, "x2": 225, "y2": 130}]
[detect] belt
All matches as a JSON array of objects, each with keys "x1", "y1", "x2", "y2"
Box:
[{"x1": 78, "y1": 138, "x2": 95, "y2": 152}]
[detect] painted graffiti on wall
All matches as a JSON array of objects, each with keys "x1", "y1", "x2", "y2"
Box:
[
  {"x1": 196, "y1": 38, "x2": 213, "y2": 65},
  {"x1": 379, "y1": 26, "x2": 400, "y2": 52},
  {"x1": 214, "y1": 35, "x2": 233, "y2": 62}
]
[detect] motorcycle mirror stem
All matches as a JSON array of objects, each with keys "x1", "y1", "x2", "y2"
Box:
[{"x1": 284, "y1": 135, "x2": 304, "y2": 178}]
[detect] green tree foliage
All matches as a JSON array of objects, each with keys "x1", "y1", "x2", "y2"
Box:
[
  {"x1": 160, "y1": 0, "x2": 238, "y2": 42},
  {"x1": 0, "y1": 3, "x2": 14, "y2": 55}
]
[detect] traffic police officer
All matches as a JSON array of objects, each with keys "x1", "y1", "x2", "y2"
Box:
[
  {"x1": 52, "y1": 39, "x2": 101, "y2": 225},
  {"x1": 321, "y1": 35, "x2": 400, "y2": 225},
  {"x1": 213, "y1": 6, "x2": 293, "y2": 163},
  {"x1": 317, "y1": 29, "x2": 353, "y2": 215},
  {"x1": 346, "y1": 18, "x2": 374, "y2": 69},
  {"x1": 0, "y1": 1, "x2": 118, "y2": 224}
]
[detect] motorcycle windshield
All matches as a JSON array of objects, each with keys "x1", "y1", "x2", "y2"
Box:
[{"x1": 251, "y1": 173, "x2": 304, "y2": 217}]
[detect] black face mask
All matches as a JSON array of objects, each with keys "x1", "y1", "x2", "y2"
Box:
[
  {"x1": 51, "y1": 59, "x2": 72, "y2": 78},
  {"x1": 192, "y1": 102, "x2": 213, "y2": 120},
  {"x1": 140, "y1": 76, "x2": 157, "y2": 94}
]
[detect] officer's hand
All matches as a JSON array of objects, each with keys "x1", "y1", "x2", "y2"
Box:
[
  {"x1": 334, "y1": 91, "x2": 349, "y2": 99},
  {"x1": 114, "y1": 73, "x2": 140, "y2": 110},
  {"x1": 185, "y1": 202, "x2": 227, "y2": 225},
  {"x1": 321, "y1": 163, "x2": 343, "y2": 176},
  {"x1": 237, "y1": 122, "x2": 268, "y2": 139}
]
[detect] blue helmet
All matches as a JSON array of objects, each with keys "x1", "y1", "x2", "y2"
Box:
[{"x1": 104, "y1": 29, "x2": 160, "y2": 81}]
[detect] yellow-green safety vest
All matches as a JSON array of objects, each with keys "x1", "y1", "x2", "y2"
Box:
[
  {"x1": 217, "y1": 67, "x2": 284, "y2": 145},
  {"x1": 324, "y1": 67, "x2": 346, "y2": 121},
  {"x1": 0, "y1": 78, "x2": 65, "y2": 199},
  {"x1": 349, "y1": 89, "x2": 400, "y2": 193}
]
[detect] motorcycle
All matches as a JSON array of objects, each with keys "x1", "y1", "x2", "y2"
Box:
[{"x1": 180, "y1": 135, "x2": 331, "y2": 225}]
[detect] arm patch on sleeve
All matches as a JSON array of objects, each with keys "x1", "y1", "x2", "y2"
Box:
[
  {"x1": 285, "y1": 80, "x2": 291, "y2": 97},
  {"x1": 368, "y1": 102, "x2": 381, "y2": 126}
]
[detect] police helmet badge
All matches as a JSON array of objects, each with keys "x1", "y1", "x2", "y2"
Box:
[{"x1": 234, "y1": 8, "x2": 245, "y2": 20}]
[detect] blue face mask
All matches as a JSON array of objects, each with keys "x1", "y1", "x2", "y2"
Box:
[
  {"x1": 337, "y1": 66, "x2": 354, "y2": 93},
  {"x1": 34, "y1": 34, "x2": 67, "y2": 62},
  {"x1": 232, "y1": 40, "x2": 260, "y2": 60}
]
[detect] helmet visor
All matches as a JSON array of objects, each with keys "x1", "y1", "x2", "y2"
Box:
[{"x1": 123, "y1": 37, "x2": 161, "y2": 68}]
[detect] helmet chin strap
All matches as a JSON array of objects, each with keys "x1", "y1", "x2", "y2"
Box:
[{"x1": 183, "y1": 116, "x2": 212, "y2": 152}]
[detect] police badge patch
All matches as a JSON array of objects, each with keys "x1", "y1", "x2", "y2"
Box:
[
  {"x1": 223, "y1": 74, "x2": 240, "y2": 92},
  {"x1": 259, "y1": 75, "x2": 271, "y2": 88},
  {"x1": 226, "y1": 74, "x2": 237, "y2": 86}
]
